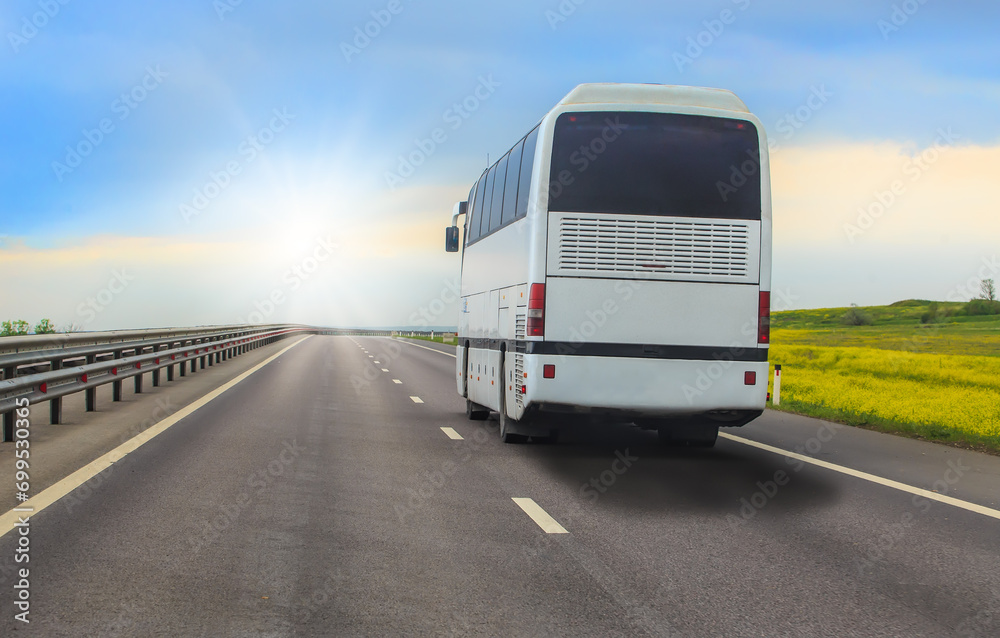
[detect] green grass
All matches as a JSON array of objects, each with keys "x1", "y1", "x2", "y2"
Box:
[
  {"x1": 772, "y1": 299, "x2": 1000, "y2": 357},
  {"x1": 770, "y1": 299, "x2": 1000, "y2": 454}
]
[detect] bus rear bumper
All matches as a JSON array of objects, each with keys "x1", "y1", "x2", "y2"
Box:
[{"x1": 523, "y1": 354, "x2": 768, "y2": 418}]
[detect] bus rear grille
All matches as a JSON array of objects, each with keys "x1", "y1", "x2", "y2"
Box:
[{"x1": 554, "y1": 214, "x2": 755, "y2": 281}]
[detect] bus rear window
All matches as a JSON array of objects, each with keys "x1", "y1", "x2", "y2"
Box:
[{"x1": 549, "y1": 111, "x2": 761, "y2": 220}]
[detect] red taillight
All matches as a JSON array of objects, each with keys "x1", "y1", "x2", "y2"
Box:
[
  {"x1": 758, "y1": 291, "x2": 770, "y2": 344},
  {"x1": 527, "y1": 283, "x2": 545, "y2": 337}
]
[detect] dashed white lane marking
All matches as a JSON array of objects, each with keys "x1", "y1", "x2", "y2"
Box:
[
  {"x1": 381, "y1": 368, "x2": 389, "y2": 372},
  {"x1": 512, "y1": 498, "x2": 568, "y2": 534},
  {"x1": 409, "y1": 396, "x2": 424, "y2": 404},
  {"x1": 392, "y1": 379, "x2": 402, "y2": 384},
  {"x1": 720, "y1": 432, "x2": 1000, "y2": 522},
  {"x1": 440, "y1": 427, "x2": 464, "y2": 440},
  {"x1": 374, "y1": 360, "x2": 381, "y2": 364},
  {"x1": 368, "y1": 355, "x2": 373, "y2": 358},
  {"x1": 0, "y1": 336, "x2": 313, "y2": 539}
]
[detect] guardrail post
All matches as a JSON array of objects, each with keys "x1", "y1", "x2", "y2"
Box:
[
  {"x1": 3, "y1": 411, "x2": 14, "y2": 443},
  {"x1": 152, "y1": 366, "x2": 160, "y2": 387},
  {"x1": 2, "y1": 364, "x2": 18, "y2": 435},
  {"x1": 50, "y1": 359, "x2": 63, "y2": 424},
  {"x1": 112, "y1": 350, "x2": 124, "y2": 402},
  {"x1": 85, "y1": 355, "x2": 97, "y2": 411},
  {"x1": 134, "y1": 369, "x2": 143, "y2": 394}
]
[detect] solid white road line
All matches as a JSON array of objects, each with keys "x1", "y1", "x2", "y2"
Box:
[
  {"x1": 392, "y1": 379, "x2": 402, "y2": 384},
  {"x1": 393, "y1": 338, "x2": 457, "y2": 359},
  {"x1": 720, "y1": 432, "x2": 1000, "y2": 522},
  {"x1": 0, "y1": 336, "x2": 313, "y2": 539},
  {"x1": 410, "y1": 396, "x2": 424, "y2": 404},
  {"x1": 440, "y1": 427, "x2": 464, "y2": 440},
  {"x1": 512, "y1": 498, "x2": 569, "y2": 534}
]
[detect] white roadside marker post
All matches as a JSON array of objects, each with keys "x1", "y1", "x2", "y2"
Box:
[{"x1": 773, "y1": 364, "x2": 781, "y2": 406}]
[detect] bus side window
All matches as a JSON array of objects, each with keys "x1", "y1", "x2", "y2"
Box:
[
  {"x1": 465, "y1": 179, "x2": 480, "y2": 245},
  {"x1": 488, "y1": 152, "x2": 509, "y2": 233},
  {"x1": 478, "y1": 165, "x2": 497, "y2": 239},
  {"x1": 501, "y1": 139, "x2": 523, "y2": 226},
  {"x1": 516, "y1": 127, "x2": 539, "y2": 219}
]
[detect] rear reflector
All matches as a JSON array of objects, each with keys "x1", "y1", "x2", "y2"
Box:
[
  {"x1": 758, "y1": 291, "x2": 770, "y2": 344},
  {"x1": 745, "y1": 371, "x2": 756, "y2": 385},
  {"x1": 543, "y1": 364, "x2": 555, "y2": 379},
  {"x1": 527, "y1": 283, "x2": 545, "y2": 337}
]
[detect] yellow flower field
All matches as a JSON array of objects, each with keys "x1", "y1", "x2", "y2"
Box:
[{"x1": 767, "y1": 343, "x2": 1000, "y2": 442}]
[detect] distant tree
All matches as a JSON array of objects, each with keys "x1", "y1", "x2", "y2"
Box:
[
  {"x1": 920, "y1": 302, "x2": 939, "y2": 324},
  {"x1": 61, "y1": 322, "x2": 83, "y2": 333},
  {"x1": 981, "y1": 278, "x2": 997, "y2": 302},
  {"x1": 34, "y1": 318, "x2": 57, "y2": 334},
  {"x1": 965, "y1": 298, "x2": 1000, "y2": 316},
  {"x1": 841, "y1": 307, "x2": 874, "y2": 326},
  {"x1": 0, "y1": 320, "x2": 30, "y2": 336}
]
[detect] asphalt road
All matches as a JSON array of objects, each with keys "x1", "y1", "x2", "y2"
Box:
[{"x1": 1, "y1": 335, "x2": 999, "y2": 637}]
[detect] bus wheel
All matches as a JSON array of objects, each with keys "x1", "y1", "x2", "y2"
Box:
[
  {"x1": 466, "y1": 399, "x2": 489, "y2": 421},
  {"x1": 499, "y1": 409, "x2": 526, "y2": 444},
  {"x1": 498, "y1": 373, "x2": 527, "y2": 443}
]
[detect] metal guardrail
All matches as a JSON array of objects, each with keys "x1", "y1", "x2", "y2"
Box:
[
  {"x1": 314, "y1": 329, "x2": 399, "y2": 336},
  {"x1": 0, "y1": 325, "x2": 312, "y2": 442}
]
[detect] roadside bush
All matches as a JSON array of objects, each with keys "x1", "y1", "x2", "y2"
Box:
[
  {"x1": 34, "y1": 318, "x2": 56, "y2": 334},
  {"x1": 841, "y1": 307, "x2": 874, "y2": 326},
  {"x1": 1, "y1": 320, "x2": 30, "y2": 337},
  {"x1": 964, "y1": 298, "x2": 1000, "y2": 316}
]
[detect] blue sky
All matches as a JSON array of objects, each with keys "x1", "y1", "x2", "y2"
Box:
[{"x1": 2, "y1": 1, "x2": 999, "y2": 329}]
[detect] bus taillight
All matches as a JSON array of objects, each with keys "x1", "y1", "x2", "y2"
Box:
[
  {"x1": 758, "y1": 291, "x2": 770, "y2": 344},
  {"x1": 527, "y1": 283, "x2": 546, "y2": 337}
]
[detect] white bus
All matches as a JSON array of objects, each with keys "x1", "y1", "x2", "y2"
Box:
[{"x1": 445, "y1": 83, "x2": 771, "y2": 446}]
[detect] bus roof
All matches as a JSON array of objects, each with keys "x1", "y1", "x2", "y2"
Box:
[{"x1": 556, "y1": 83, "x2": 750, "y2": 113}]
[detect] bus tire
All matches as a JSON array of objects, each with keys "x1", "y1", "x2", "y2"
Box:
[
  {"x1": 466, "y1": 399, "x2": 489, "y2": 421},
  {"x1": 499, "y1": 360, "x2": 527, "y2": 443},
  {"x1": 499, "y1": 408, "x2": 526, "y2": 444}
]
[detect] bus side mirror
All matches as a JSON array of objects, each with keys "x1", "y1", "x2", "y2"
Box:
[{"x1": 445, "y1": 226, "x2": 460, "y2": 252}]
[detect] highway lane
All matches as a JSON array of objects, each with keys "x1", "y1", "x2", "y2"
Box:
[{"x1": 1, "y1": 335, "x2": 998, "y2": 636}]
